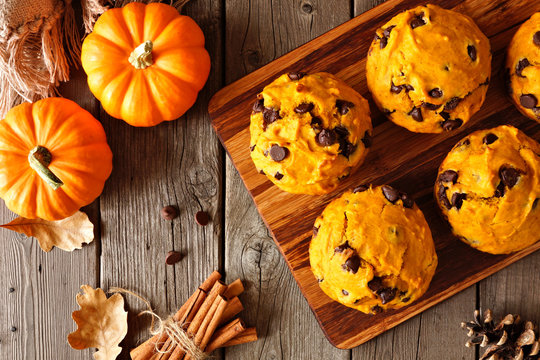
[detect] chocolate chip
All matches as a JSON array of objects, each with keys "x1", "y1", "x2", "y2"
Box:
[
  {"x1": 533, "y1": 198, "x2": 539, "y2": 210},
  {"x1": 269, "y1": 144, "x2": 289, "y2": 162},
  {"x1": 494, "y1": 181, "x2": 505, "y2": 198},
  {"x1": 339, "y1": 142, "x2": 356, "y2": 158},
  {"x1": 361, "y1": 131, "x2": 372, "y2": 148},
  {"x1": 390, "y1": 83, "x2": 403, "y2": 94},
  {"x1": 353, "y1": 185, "x2": 368, "y2": 193},
  {"x1": 401, "y1": 193, "x2": 414, "y2": 208},
  {"x1": 252, "y1": 98, "x2": 264, "y2": 113},
  {"x1": 295, "y1": 103, "x2": 314, "y2": 114},
  {"x1": 429, "y1": 88, "x2": 443, "y2": 98},
  {"x1": 467, "y1": 45, "x2": 477, "y2": 61},
  {"x1": 409, "y1": 107, "x2": 423, "y2": 122},
  {"x1": 379, "y1": 288, "x2": 396, "y2": 304},
  {"x1": 439, "y1": 111, "x2": 450, "y2": 121},
  {"x1": 161, "y1": 205, "x2": 178, "y2": 221},
  {"x1": 404, "y1": 84, "x2": 415, "y2": 92},
  {"x1": 288, "y1": 72, "x2": 306, "y2": 80},
  {"x1": 458, "y1": 139, "x2": 470, "y2": 147},
  {"x1": 520, "y1": 94, "x2": 538, "y2": 109},
  {"x1": 423, "y1": 102, "x2": 441, "y2": 110},
  {"x1": 342, "y1": 254, "x2": 361, "y2": 274},
  {"x1": 259, "y1": 170, "x2": 265, "y2": 175},
  {"x1": 336, "y1": 100, "x2": 355, "y2": 115},
  {"x1": 439, "y1": 170, "x2": 458, "y2": 184},
  {"x1": 334, "y1": 126, "x2": 349, "y2": 138},
  {"x1": 380, "y1": 37, "x2": 388, "y2": 49},
  {"x1": 195, "y1": 211, "x2": 210, "y2": 226},
  {"x1": 500, "y1": 166, "x2": 521, "y2": 188},
  {"x1": 451, "y1": 193, "x2": 467, "y2": 209},
  {"x1": 533, "y1": 31, "x2": 540, "y2": 47},
  {"x1": 263, "y1": 107, "x2": 281, "y2": 126},
  {"x1": 368, "y1": 277, "x2": 383, "y2": 293},
  {"x1": 165, "y1": 251, "x2": 182, "y2": 265},
  {"x1": 382, "y1": 108, "x2": 394, "y2": 115},
  {"x1": 438, "y1": 186, "x2": 451, "y2": 209},
  {"x1": 310, "y1": 116, "x2": 322, "y2": 128},
  {"x1": 313, "y1": 226, "x2": 319, "y2": 237},
  {"x1": 483, "y1": 133, "x2": 498, "y2": 145},
  {"x1": 274, "y1": 172, "x2": 284, "y2": 180},
  {"x1": 342, "y1": 289, "x2": 349, "y2": 296},
  {"x1": 402, "y1": 297, "x2": 410, "y2": 303},
  {"x1": 410, "y1": 13, "x2": 426, "y2": 29},
  {"x1": 383, "y1": 25, "x2": 395, "y2": 37},
  {"x1": 334, "y1": 241, "x2": 352, "y2": 253},
  {"x1": 441, "y1": 119, "x2": 463, "y2": 131},
  {"x1": 444, "y1": 97, "x2": 461, "y2": 111},
  {"x1": 371, "y1": 305, "x2": 383, "y2": 314},
  {"x1": 250, "y1": 145, "x2": 255, "y2": 152},
  {"x1": 9, "y1": 287, "x2": 15, "y2": 293},
  {"x1": 516, "y1": 58, "x2": 530, "y2": 77},
  {"x1": 382, "y1": 185, "x2": 400, "y2": 203},
  {"x1": 317, "y1": 129, "x2": 336, "y2": 146},
  {"x1": 10, "y1": 326, "x2": 16, "y2": 332}
]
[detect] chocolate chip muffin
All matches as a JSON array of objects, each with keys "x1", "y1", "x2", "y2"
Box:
[
  {"x1": 366, "y1": 4, "x2": 491, "y2": 133},
  {"x1": 435, "y1": 125, "x2": 540, "y2": 254},
  {"x1": 310, "y1": 185, "x2": 438, "y2": 314},
  {"x1": 250, "y1": 72, "x2": 372, "y2": 195},
  {"x1": 506, "y1": 12, "x2": 540, "y2": 122}
]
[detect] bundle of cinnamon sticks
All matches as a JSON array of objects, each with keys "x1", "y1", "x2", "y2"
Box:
[{"x1": 130, "y1": 271, "x2": 257, "y2": 360}]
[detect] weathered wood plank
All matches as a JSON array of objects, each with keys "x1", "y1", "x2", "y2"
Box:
[
  {"x1": 98, "y1": 1, "x2": 224, "y2": 358},
  {"x1": 223, "y1": 0, "x2": 351, "y2": 358}
]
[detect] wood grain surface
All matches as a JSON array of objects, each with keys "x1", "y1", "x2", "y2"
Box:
[{"x1": 209, "y1": 0, "x2": 540, "y2": 349}]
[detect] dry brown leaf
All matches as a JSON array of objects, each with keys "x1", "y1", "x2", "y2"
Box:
[
  {"x1": 68, "y1": 285, "x2": 128, "y2": 360},
  {"x1": 0, "y1": 211, "x2": 93, "y2": 252}
]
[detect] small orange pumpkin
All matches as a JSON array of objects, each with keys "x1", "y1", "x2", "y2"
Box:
[
  {"x1": 0, "y1": 98, "x2": 113, "y2": 221},
  {"x1": 81, "y1": 2, "x2": 211, "y2": 127}
]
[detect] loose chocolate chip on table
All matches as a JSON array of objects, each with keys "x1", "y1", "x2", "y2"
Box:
[
  {"x1": 368, "y1": 277, "x2": 384, "y2": 293},
  {"x1": 444, "y1": 97, "x2": 461, "y2": 111},
  {"x1": 409, "y1": 107, "x2": 423, "y2": 122},
  {"x1": 274, "y1": 172, "x2": 284, "y2": 180},
  {"x1": 317, "y1": 129, "x2": 336, "y2": 146},
  {"x1": 165, "y1": 251, "x2": 182, "y2": 265},
  {"x1": 483, "y1": 133, "x2": 498, "y2": 145},
  {"x1": 269, "y1": 144, "x2": 289, "y2": 162},
  {"x1": 533, "y1": 31, "x2": 540, "y2": 47},
  {"x1": 451, "y1": 193, "x2": 467, "y2": 209},
  {"x1": 342, "y1": 289, "x2": 349, "y2": 296},
  {"x1": 382, "y1": 185, "x2": 400, "y2": 203},
  {"x1": 334, "y1": 241, "x2": 352, "y2": 253},
  {"x1": 438, "y1": 186, "x2": 452, "y2": 210},
  {"x1": 336, "y1": 100, "x2": 355, "y2": 115},
  {"x1": 533, "y1": 198, "x2": 539, "y2": 210},
  {"x1": 439, "y1": 170, "x2": 458, "y2": 184},
  {"x1": 353, "y1": 185, "x2": 368, "y2": 193},
  {"x1": 516, "y1": 58, "x2": 530, "y2": 77},
  {"x1": 467, "y1": 45, "x2": 477, "y2": 61},
  {"x1": 499, "y1": 166, "x2": 521, "y2": 188},
  {"x1": 390, "y1": 83, "x2": 403, "y2": 94},
  {"x1": 9, "y1": 287, "x2": 15, "y2": 293},
  {"x1": 263, "y1": 107, "x2": 281, "y2": 125},
  {"x1": 250, "y1": 145, "x2": 255, "y2": 151},
  {"x1": 161, "y1": 205, "x2": 179, "y2": 221},
  {"x1": 371, "y1": 305, "x2": 383, "y2": 314},
  {"x1": 294, "y1": 102, "x2": 314, "y2": 114},
  {"x1": 379, "y1": 288, "x2": 396, "y2": 304},
  {"x1": 11, "y1": 326, "x2": 16, "y2": 332},
  {"x1": 423, "y1": 102, "x2": 441, "y2": 110},
  {"x1": 313, "y1": 226, "x2": 319, "y2": 237},
  {"x1": 252, "y1": 98, "x2": 264, "y2": 113},
  {"x1": 195, "y1": 211, "x2": 210, "y2": 226},
  {"x1": 361, "y1": 131, "x2": 372, "y2": 148},
  {"x1": 494, "y1": 181, "x2": 505, "y2": 198},
  {"x1": 310, "y1": 116, "x2": 322, "y2": 128},
  {"x1": 342, "y1": 254, "x2": 361, "y2": 274},
  {"x1": 410, "y1": 13, "x2": 426, "y2": 29},
  {"x1": 380, "y1": 37, "x2": 388, "y2": 49},
  {"x1": 429, "y1": 88, "x2": 443, "y2": 98},
  {"x1": 400, "y1": 193, "x2": 414, "y2": 209},
  {"x1": 520, "y1": 94, "x2": 538, "y2": 109},
  {"x1": 441, "y1": 119, "x2": 463, "y2": 131},
  {"x1": 288, "y1": 72, "x2": 306, "y2": 80}
]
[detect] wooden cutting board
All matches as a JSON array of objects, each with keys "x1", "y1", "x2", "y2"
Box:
[{"x1": 208, "y1": 0, "x2": 540, "y2": 349}]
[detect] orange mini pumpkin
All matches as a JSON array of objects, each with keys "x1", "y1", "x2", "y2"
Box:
[
  {"x1": 81, "y1": 2, "x2": 211, "y2": 127},
  {"x1": 0, "y1": 98, "x2": 113, "y2": 221}
]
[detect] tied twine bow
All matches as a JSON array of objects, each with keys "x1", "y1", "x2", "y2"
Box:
[{"x1": 109, "y1": 287, "x2": 208, "y2": 360}]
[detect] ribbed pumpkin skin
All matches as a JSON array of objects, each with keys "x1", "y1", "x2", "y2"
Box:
[
  {"x1": 81, "y1": 2, "x2": 211, "y2": 127},
  {"x1": 0, "y1": 98, "x2": 113, "y2": 221}
]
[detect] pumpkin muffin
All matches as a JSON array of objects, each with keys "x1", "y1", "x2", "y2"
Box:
[
  {"x1": 366, "y1": 4, "x2": 491, "y2": 133},
  {"x1": 249, "y1": 72, "x2": 372, "y2": 195},
  {"x1": 310, "y1": 185, "x2": 437, "y2": 314},
  {"x1": 506, "y1": 12, "x2": 540, "y2": 122},
  {"x1": 435, "y1": 126, "x2": 540, "y2": 254}
]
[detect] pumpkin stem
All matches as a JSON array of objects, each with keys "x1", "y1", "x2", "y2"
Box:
[
  {"x1": 28, "y1": 146, "x2": 64, "y2": 190},
  {"x1": 129, "y1": 40, "x2": 154, "y2": 69}
]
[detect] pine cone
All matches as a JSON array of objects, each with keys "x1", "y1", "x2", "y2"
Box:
[{"x1": 462, "y1": 309, "x2": 540, "y2": 360}]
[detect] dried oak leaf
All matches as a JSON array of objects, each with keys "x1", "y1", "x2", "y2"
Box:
[
  {"x1": 68, "y1": 285, "x2": 128, "y2": 360},
  {"x1": 0, "y1": 211, "x2": 93, "y2": 252}
]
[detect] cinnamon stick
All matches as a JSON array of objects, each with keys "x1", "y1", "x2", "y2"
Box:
[
  {"x1": 205, "y1": 318, "x2": 246, "y2": 353},
  {"x1": 222, "y1": 327, "x2": 258, "y2": 347},
  {"x1": 223, "y1": 279, "x2": 244, "y2": 299},
  {"x1": 219, "y1": 296, "x2": 243, "y2": 326}
]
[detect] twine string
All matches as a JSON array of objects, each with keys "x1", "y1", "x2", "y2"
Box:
[{"x1": 109, "y1": 287, "x2": 208, "y2": 360}]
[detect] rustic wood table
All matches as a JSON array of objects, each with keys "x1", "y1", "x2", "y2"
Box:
[{"x1": 1, "y1": 0, "x2": 539, "y2": 359}]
